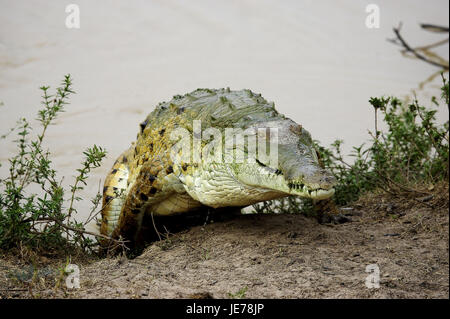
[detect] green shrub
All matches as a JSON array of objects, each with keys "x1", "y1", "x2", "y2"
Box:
[{"x1": 0, "y1": 75, "x2": 107, "y2": 254}]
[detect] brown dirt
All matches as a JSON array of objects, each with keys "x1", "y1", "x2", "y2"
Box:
[{"x1": 0, "y1": 187, "x2": 448, "y2": 299}]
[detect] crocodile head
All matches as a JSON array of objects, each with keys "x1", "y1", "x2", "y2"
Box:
[
  {"x1": 232, "y1": 119, "x2": 336, "y2": 201},
  {"x1": 180, "y1": 118, "x2": 336, "y2": 208}
]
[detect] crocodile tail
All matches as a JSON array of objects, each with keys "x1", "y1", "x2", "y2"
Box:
[{"x1": 100, "y1": 149, "x2": 132, "y2": 238}]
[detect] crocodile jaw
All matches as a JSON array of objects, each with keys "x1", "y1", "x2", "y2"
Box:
[
  {"x1": 180, "y1": 161, "x2": 336, "y2": 207},
  {"x1": 235, "y1": 165, "x2": 335, "y2": 200},
  {"x1": 285, "y1": 180, "x2": 335, "y2": 200}
]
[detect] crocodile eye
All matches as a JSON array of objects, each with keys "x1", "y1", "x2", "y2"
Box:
[
  {"x1": 256, "y1": 159, "x2": 281, "y2": 175},
  {"x1": 255, "y1": 159, "x2": 267, "y2": 167}
]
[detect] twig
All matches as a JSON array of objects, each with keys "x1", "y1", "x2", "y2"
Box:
[
  {"x1": 28, "y1": 216, "x2": 127, "y2": 246},
  {"x1": 420, "y1": 24, "x2": 449, "y2": 33},
  {"x1": 83, "y1": 180, "x2": 102, "y2": 226},
  {"x1": 413, "y1": 38, "x2": 449, "y2": 51},
  {"x1": 389, "y1": 23, "x2": 449, "y2": 70},
  {"x1": 150, "y1": 212, "x2": 162, "y2": 241},
  {"x1": 375, "y1": 169, "x2": 431, "y2": 195}
]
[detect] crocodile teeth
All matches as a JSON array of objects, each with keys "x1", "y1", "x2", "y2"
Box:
[
  {"x1": 289, "y1": 182, "x2": 306, "y2": 191},
  {"x1": 287, "y1": 181, "x2": 334, "y2": 199}
]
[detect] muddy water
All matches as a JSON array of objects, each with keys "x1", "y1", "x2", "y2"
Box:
[{"x1": 0, "y1": 0, "x2": 448, "y2": 230}]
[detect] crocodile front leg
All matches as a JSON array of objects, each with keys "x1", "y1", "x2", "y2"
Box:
[
  {"x1": 112, "y1": 158, "x2": 174, "y2": 251},
  {"x1": 100, "y1": 149, "x2": 132, "y2": 242}
]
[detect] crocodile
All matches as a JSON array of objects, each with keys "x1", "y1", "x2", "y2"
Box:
[{"x1": 100, "y1": 88, "x2": 336, "y2": 249}]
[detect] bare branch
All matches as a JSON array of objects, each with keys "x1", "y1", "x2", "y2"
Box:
[
  {"x1": 27, "y1": 216, "x2": 127, "y2": 247},
  {"x1": 389, "y1": 23, "x2": 449, "y2": 70},
  {"x1": 420, "y1": 24, "x2": 449, "y2": 33}
]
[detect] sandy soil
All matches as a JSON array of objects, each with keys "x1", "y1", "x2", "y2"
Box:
[{"x1": 1, "y1": 187, "x2": 448, "y2": 299}]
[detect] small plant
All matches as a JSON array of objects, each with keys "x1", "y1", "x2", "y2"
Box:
[
  {"x1": 228, "y1": 286, "x2": 248, "y2": 299},
  {"x1": 0, "y1": 75, "x2": 113, "y2": 255}
]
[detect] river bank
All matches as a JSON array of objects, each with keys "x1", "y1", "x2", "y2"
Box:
[{"x1": 1, "y1": 183, "x2": 448, "y2": 299}]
